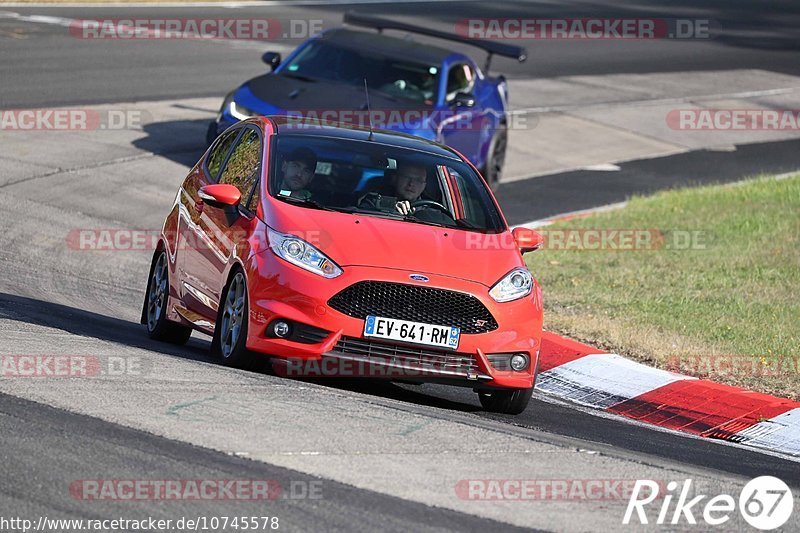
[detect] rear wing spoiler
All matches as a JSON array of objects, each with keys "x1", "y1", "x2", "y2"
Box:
[{"x1": 343, "y1": 12, "x2": 526, "y2": 72}]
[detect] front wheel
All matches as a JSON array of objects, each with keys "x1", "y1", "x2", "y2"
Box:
[
  {"x1": 212, "y1": 270, "x2": 253, "y2": 368},
  {"x1": 480, "y1": 124, "x2": 507, "y2": 191},
  {"x1": 478, "y1": 387, "x2": 532, "y2": 415},
  {"x1": 144, "y1": 251, "x2": 192, "y2": 345},
  {"x1": 206, "y1": 121, "x2": 218, "y2": 146}
]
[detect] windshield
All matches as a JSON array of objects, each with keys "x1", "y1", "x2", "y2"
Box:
[
  {"x1": 281, "y1": 40, "x2": 440, "y2": 105},
  {"x1": 269, "y1": 135, "x2": 505, "y2": 233}
]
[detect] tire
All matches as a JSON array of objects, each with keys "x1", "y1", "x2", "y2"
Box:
[
  {"x1": 144, "y1": 251, "x2": 192, "y2": 345},
  {"x1": 212, "y1": 269, "x2": 253, "y2": 368},
  {"x1": 478, "y1": 387, "x2": 532, "y2": 415},
  {"x1": 206, "y1": 121, "x2": 218, "y2": 146},
  {"x1": 480, "y1": 123, "x2": 507, "y2": 191}
]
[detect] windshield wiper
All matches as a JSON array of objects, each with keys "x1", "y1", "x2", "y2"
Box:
[
  {"x1": 277, "y1": 195, "x2": 338, "y2": 212},
  {"x1": 400, "y1": 213, "x2": 487, "y2": 231},
  {"x1": 281, "y1": 72, "x2": 318, "y2": 83}
]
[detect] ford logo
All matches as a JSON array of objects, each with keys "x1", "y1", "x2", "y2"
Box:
[{"x1": 409, "y1": 274, "x2": 429, "y2": 282}]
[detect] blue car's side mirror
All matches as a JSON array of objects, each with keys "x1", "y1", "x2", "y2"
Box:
[
  {"x1": 451, "y1": 92, "x2": 476, "y2": 108},
  {"x1": 262, "y1": 52, "x2": 281, "y2": 71}
]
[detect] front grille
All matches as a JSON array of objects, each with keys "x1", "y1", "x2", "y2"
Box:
[
  {"x1": 328, "y1": 281, "x2": 497, "y2": 334},
  {"x1": 333, "y1": 336, "x2": 482, "y2": 376}
]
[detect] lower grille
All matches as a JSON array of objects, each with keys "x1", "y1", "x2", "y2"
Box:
[
  {"x1": 331, "y1": 335, "x2": 485, "y2": 378},
  {"x1": 291, "y1": 323, "x2": 330, "y2": 344},
  {"x1": 327, "y1": 281, "x2": 498, "y2": 334}
]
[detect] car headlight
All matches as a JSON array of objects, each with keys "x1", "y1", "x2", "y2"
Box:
[
  {"x1": 489, "y1": 267, "x2": 532, "y2": 302},
  {"x1": 222, "y1": 93, "x2": 256, "y2": 121},
  {"x1": 267, "y1": 227, "x2": 342, "y2": 278}
]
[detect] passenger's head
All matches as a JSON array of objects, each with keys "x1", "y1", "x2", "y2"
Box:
[
  {"x1": 391, "y1": 162, "x2": 427, "y2": 202},
  {"x1": 281, "y1": 147, "x2": 317, "y2": 190}
]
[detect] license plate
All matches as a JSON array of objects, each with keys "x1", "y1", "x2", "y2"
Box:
[{"x1": 363, "y1": 315, "x2": 460, "y2": 350}]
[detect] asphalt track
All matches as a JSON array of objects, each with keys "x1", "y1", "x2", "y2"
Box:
[{"x1": 1, "y1": 1, "x2": 799, "y2": 531}]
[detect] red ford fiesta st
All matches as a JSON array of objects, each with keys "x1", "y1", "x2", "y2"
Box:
[{"x1": 142, "y1": 116, "x2": 543, "y2": 414}]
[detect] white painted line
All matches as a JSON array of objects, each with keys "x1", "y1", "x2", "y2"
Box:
[
  {"x1": 512, "y1": 201, "x2": 627, "y2": 229},
  {"x1": 733, "y1": 408, "x2": 800, "y2": 457},
  {"x1": 510, "y1": 87, "x2": 797, "y2": 115},
  {"x1": 581, "y1": 163, "x2": 621, "y2": 172},
  {"x1": 535, "y1": 353, "x2": 695, "y2": 410},
  {"x1": 511, "y1": 170, "x2": 799, "y2": 230},
  {"x1": 0, "y1": 0, "x2": 474, "y2": 7},
  {"x1": 0, "y1": 10, "x2": 296, "y2": 52}
]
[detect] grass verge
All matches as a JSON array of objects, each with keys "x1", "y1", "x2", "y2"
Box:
[{"x1": 526, "y1": 173, "x2": 800, "y2": 399}]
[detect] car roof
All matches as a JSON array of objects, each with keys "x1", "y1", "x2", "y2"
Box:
[
  {"x1": 265, "y1": 116, "x2": 462, "y2": 160},
  {"x1": 318, "y1": 28, "x2": 462, "y2": 65}
]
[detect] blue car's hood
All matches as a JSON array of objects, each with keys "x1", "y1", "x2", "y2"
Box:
[{"x1": 236, "y1": 73, "x2": 437, "y2": 138}]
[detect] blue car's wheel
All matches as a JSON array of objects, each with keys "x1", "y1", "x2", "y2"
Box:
[
  {"x1": 480, "y1": 124, "x2": 507, "y2": 191},
  {"x1": 206, "y1": 122, "x2": 218, "y2": 146}
]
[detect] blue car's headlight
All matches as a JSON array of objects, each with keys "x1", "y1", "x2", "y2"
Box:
[{"x1": 222, "y1": 93, "x2": 256, "y2": 120}]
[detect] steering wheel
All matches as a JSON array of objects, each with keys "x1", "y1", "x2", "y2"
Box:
[{"x1": 411, "y1": 200, "x2": 450, "y2": 215}]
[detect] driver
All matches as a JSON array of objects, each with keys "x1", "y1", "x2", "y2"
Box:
[
  {"x1": 278, "y1": 147, "x2": 317, "y2": 200},
  {"x1": 391, "y1": 162, "x2": 427, "y2": 215},
  {"x1": 359, "y1": 162, "x2": 428, "y2": 215}
]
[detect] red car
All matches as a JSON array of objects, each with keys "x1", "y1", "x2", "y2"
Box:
[{"x1": 142, "y1": 116, "x2": 543, "y2": 414}]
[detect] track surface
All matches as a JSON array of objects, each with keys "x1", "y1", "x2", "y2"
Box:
[{"x1": 1, "y1": 1, "x2": 799, "y2": 531}]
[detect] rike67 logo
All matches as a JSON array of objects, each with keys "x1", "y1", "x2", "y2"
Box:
[{"x1": 624, "y1": 476, "x2": 794, "y2": 529}]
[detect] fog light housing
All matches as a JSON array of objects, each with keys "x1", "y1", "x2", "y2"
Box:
[
  {"x1": 510, "y1": 353, "x2": 529, "y2": 372},
  {"x1": 272, "y1": 321, "x2": 290, "y2": 338}
]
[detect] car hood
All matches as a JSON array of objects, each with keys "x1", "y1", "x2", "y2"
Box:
[
  {"x1": 243, "y1": 74, "x2": 434, "y2": 130},
  {"x1": 267, "y1": 206, "x2": 521, "y2": 288}
]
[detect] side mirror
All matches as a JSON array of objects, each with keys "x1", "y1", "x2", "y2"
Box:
[
  {"x1": 262, "y1": 51, "x2": 281, "y2": 71},
  {"x1": 512, "y1": 227, "x2": 543, "y2": 254},
  {"x1": 451, "y1": 92, "x2": 476, "y2": 108},
  {"x1": 198, "y1": 184, "x2": 241, "y2": 209}
]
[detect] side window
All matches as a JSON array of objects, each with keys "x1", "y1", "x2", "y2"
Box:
[
  {"x1": 445, "y1": 63, "x2": 475, "y2": 102},
  {"x1": 450, "y1": 167, "x2": 488, "y2": 227},
  {"x1": 219, "y1": 128, "x2": 261, "y2": 213},
  {"x1": 206, "y1": 129, "x2": 238, "y2": 181}
]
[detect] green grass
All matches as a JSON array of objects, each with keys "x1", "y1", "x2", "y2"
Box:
[{"x1": 526, "y1": 174, "x2": 800, "y2": 398}]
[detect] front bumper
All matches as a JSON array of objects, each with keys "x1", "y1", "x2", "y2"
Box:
[{"x1": 246, "y1": 252, "x2": 542, "y2": 390}]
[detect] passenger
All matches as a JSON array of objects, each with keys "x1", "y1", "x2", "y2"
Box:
[{"x1": 278, "y1": 147, "x2": 317, "y2": 200}]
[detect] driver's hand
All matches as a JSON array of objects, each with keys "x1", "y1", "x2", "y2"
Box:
[{"x1": 395, "y1": 201, "x2": 415, "y2": 215}]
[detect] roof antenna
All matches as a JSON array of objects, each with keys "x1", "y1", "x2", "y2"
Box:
[{"x1": 364, "y1": 77, "x2": 375, "y2": 141}]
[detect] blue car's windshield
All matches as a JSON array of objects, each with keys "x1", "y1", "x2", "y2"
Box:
[
  {"x1": 281, "y1": 41, "x2": 440, "y2": 105},
  {"x1": 269, "y1": 134, "x2": 504, "y2": 233}
]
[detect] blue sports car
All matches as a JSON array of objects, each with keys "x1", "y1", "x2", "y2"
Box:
[{"x1": 208, "y1": 12, "x2": 526, "y2": 188}]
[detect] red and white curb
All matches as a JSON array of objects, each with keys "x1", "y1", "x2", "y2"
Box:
[{"x1": 536, "y1": 332, "x2": 800, "y2": 458}]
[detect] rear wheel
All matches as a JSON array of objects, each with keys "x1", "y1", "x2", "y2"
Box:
[
  {"x1": 478, "y1": 387, "x2": 532, "y2": 415},
  {"x1": 212, "y1": 270, "x2": 253, "y2": 368},
  {"x1": 480, "y1": 124, "x2": 507, "y2": 191},
  {"x1": 144, "y1": 251, "x2": 192, "y2": 344}
]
